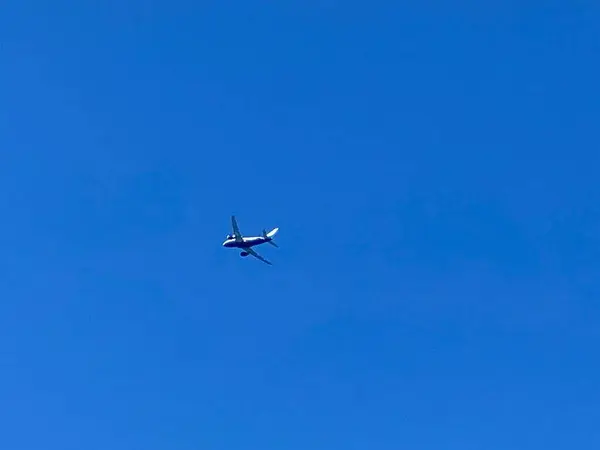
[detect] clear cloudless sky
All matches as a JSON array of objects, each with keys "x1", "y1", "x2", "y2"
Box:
[{"x1": 1, "y1": 2, "x2": 599, "y2": 449}]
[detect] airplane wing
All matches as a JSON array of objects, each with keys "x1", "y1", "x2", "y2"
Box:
[
  {"x1": 231, "y1": 215, "x2": 243, "y2": 242},
  {"x1": 245, "y1": 247, "x2": 272, "y2": 265}
]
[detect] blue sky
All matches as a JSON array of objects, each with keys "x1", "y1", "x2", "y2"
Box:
[{"x1": 1, "y1": 2, "x2": 599, "y2": 449}]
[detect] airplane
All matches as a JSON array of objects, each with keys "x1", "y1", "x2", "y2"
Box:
[{"x1": 222, "y1": 215, "x2": 279, "y2": 265}]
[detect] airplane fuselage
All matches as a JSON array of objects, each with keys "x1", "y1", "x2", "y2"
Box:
[{"x1": 222, "y1": 236, "x2": 269, "y2": 248}]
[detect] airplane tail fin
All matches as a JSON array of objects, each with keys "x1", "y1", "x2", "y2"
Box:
[{"x1": 263, "y1": 227, "x2": 279, "y2": 247}]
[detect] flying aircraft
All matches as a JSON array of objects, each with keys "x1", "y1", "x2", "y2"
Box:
[{"x1": 222, "y1": 215, "x2": 279, "y2": 265}]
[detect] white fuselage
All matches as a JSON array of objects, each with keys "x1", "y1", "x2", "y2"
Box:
[{"x1": 222, "y1": 236, "x2": 268, "y2": 249}]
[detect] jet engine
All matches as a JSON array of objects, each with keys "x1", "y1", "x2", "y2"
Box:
[{"x1": 240, "y1": 251, "x2": 249, "y2": 257}]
